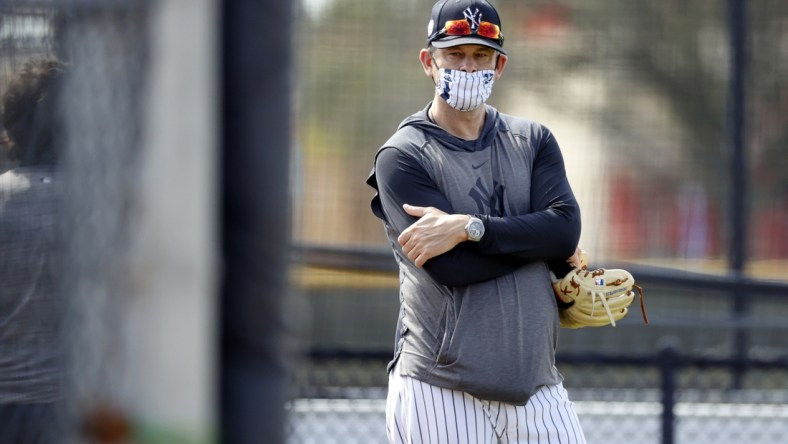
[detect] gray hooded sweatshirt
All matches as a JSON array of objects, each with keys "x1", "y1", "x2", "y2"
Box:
[{"x1": 367, "y1": 103, "x2": 581, "y2": 404}]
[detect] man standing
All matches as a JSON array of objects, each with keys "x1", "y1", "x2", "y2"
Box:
[
  {"x1": 367, "y1": 0, "x2": 588, "y2": 442},
  {"x1": 0, "y1": 56, "x2": 66, "y2": 443}
]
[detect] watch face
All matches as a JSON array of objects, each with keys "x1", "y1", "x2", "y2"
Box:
[{"x1": 467, "y1": 219, "x2": 484, "y2": 241}]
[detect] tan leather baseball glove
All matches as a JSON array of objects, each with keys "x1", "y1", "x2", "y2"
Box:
[{"x1": 552, "y1": 260, "x2": 648, "y2": 329}]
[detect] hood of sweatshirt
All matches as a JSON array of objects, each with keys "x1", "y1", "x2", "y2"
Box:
[
  {"x1": 366, "y1": 102, "x2": 503, "y2": 221},
  {"x1": 397, "y1": 101, "x2": 501, "y2": 152}
]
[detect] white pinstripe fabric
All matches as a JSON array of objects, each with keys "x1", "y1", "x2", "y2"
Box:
[
  {"x1": 386, "y1": 364, "x2": 587, "y2": 444},
  {"x1": 437, "y1": 68, "x2": 494, "y2": 111}
]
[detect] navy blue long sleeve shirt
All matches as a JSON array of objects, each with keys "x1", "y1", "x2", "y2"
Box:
[{"x1": 369, "y1": 103, "x2": 580, "y2": 286}]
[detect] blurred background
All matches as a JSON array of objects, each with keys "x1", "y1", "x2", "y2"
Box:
[
  {"x1": 0, "y1": 0, "x2": 785, "y2": 443},
  {"x1": 291, "y1": 1, "x2": 788, "y2": 443}
]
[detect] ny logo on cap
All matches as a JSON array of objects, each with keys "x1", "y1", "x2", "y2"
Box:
[{"x1": 462, "y1": 7, "x2": 482, "y2": 32}]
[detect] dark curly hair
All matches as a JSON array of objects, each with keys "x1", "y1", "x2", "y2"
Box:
[{"x1": 2, "y1": 57, "x2": 65, "y2": 166}]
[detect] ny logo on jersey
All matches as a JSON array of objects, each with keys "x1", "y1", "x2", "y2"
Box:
[
  {"x1": 469, "y1": 177, "x2": 505, "y2": 217},
  {"x1": 463, "y1": 7, "x2": 483, "y2": 33}
]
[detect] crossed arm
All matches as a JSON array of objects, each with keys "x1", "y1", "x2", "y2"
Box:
[{"x1": 372, "y1": 133, "x2": 581, "y2": 286}]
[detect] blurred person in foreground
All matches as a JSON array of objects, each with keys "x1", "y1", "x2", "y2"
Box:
[
  {"x1": 0, "y1": 56, "x2": 66, "y2": 443},
  {"x1": 367, "y1": 1, "x2": 589, "y2": 442}
]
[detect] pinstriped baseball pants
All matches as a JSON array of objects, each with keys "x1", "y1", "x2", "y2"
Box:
[{"x1": 386, "y1": 364, "x2": 587, "y2": 444}]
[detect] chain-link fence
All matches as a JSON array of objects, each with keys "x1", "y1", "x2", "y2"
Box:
[
  {"x1": 286, "y1": 277, "x2": 788, "y2": 443},
  {"x1": 1, "y1": 0, "x2": 787, "y2": 443},
  {"x1": 0, "y1": 1, "x2": 217, "y2": 442}
]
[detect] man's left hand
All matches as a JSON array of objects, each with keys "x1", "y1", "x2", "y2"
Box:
[{"x1": 397, "y1": 204, "x2": 469, "y2": 267}]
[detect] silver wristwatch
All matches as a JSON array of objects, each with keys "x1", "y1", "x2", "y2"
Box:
[{"x1": 464, "y1": 216, "x2": 485, "y2": 242}]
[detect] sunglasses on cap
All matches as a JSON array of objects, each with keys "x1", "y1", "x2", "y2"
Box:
[{"x1": 438, "y1": 19, "x2": 502, "y2": 41}]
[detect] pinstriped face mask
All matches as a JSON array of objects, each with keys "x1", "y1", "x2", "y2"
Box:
[{"x1": 435, "y1": 65, "x2": 495, "y2": 111}]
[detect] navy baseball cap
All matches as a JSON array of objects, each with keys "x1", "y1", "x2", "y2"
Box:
[{"x1": 427, "y1": 0, "x2": 506, "y2": 55}]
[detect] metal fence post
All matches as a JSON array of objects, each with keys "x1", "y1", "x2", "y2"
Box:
[
  {"x1": 727, "y1": 0, "x2": 750, "y2": 391},
  {"x1": 220, "y1": 0, "x2": 294, "y2": 443},
  {"x1": 659, "y1": 340, "x2": 679, "y2": 444}
]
